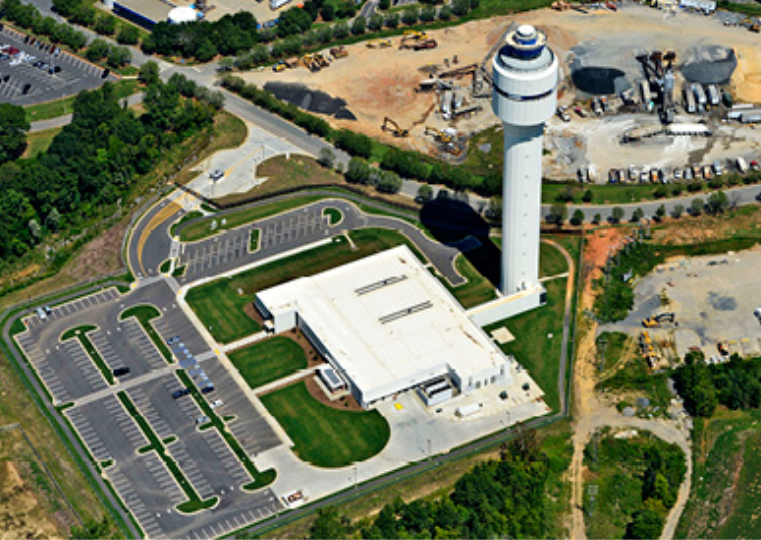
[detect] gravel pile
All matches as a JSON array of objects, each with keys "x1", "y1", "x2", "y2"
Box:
[
  {"x1": 263, "y1": 82, "x2": 357, "y2": 120},
  {"x1": 681, "y1": 45, "x2": 737, "y2": 85}
]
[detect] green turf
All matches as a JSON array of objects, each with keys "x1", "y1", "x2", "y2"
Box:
[
  {"x1": 539, "y1": 241, "x2": 569, "y2": 277},
  {"x1": 179, "y1": 195, "x2": 326, "y2": 242},
  {"x1": 441, "y1": 254, "x2": 497, "y2": 309},
  {"x1": 186, "y1": 228, "x2": 427, "y2": 344},
  {"x1": 323, "y1": 207, "x2": 342, "y2": 226},
  {"x1": 249, "y1": 229, "x2": 260, "y2": 252},
  {"x1": 229, "y1": 336, "x2": 307, "y2": 389},
  {"x1": 170, "y1": 210, "x2": 203, "y2": 237},
  {"x1": 484, "y1": 277, "x2": 567, "y2": 412},
  {"x1": 24, "y1": 80, "x2": 139, "y2": 123},
  {"x1": 176, "y1": 498, "x2": 218, "y2": 514},
  {"x1": 159, "y1": 259, "x2": 171, "y2": 273},
  {"x1": 261, "y1": 381, "x2": 390, "y2": 468}
]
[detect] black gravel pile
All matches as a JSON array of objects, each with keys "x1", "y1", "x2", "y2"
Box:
[
  {"x1": 570, "y1": 66, "x2": 631, "y2": 95},
  {"x1": 682, "y1": 45, "x2": 737, "y2": 85},
  {"x1": 263, "y1": 82, "x2": 357, "y2": 120}
]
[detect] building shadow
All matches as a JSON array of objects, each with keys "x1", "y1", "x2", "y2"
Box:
[{"x1": 419, "y1": 197, "x2": 501, "y2": 289}]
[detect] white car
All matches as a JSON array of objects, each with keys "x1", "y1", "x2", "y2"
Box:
[{"x1": 209, "y1": 399, "x2": 224, "y2": 409}]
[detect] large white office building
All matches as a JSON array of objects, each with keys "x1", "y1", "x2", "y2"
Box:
[{"x1": 254, "y1": 246, "x2": 514, "y2": 409}]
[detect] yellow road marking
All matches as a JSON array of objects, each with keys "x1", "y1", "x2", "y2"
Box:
[
  {"x1": 136, "y1": 192, "x2": 191, "y2": 276},
  {"x1": 224, "y1": 146, "x2": 265, "y2": 176}
]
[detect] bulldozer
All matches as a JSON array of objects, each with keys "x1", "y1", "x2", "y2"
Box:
[
  {"x1": 399, "y1": 31, "x2": 430, "y2": 49},
  {"x1": 641, "y1": 312, "x2": 676, "y2": 328},
  {"x1": 330, "y1": 46, "x2": 348, "y2": 59},
  {"x1": 381, "y1": 117, "x2": 409, "y2": 137}
]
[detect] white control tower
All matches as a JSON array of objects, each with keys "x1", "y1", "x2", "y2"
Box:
[{"x1": 492, "y1": 24, "x2": 558, "y2": 299}]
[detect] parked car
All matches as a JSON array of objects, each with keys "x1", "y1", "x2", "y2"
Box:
[
  {"x1": 113, "y1": 367, "x2": 130, "y2": 377},
  {"x1": 209, "y1": 399, "x2": 224, "y2": 409},
  {"x1": 195, "y1": 415, "x2": 210, "y2": 425},
  {"x1": 673, "y1": 168, "x2": 683, "y2": 181},
  {"x1": 684, "y1": 167, "x2": 693, "y2": 180},
  {"x1": 172, "y1": 388, "x2": 190, "y2": 399},
  {"x1": 703, "y1": 165, "x2": 713, "y2": 179},
  {"x1": 713, "y1": 160, "x2": 724, "y2": 176}
]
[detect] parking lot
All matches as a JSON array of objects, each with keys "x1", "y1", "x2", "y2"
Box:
[
  {"x1": 14, "y1": 279, "x2": 287, "y2": 538},
  {"x1": 0, "y1": 25, "x2": 116, "y2": 106},
  {"x1": 177, "y1": 206, "x2": 331, "y2": 282},
  {"x1": 602, "y1": 249, "x2": 761, "y2": 360}
]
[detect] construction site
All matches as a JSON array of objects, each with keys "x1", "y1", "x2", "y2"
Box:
[{"x1": 240, "y1": 2, "x2": 761, "y2": 168}]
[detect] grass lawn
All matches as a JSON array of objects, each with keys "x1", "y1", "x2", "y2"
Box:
[
  {"x1": 229, "y1": 336, "x2": 307, "y2": 389},
  {"x1": 23, "y1": 127, "x2": 62, "y2": 158},
  {"x1": 677, "y1": 409, "x2": 761, "y2": 539},
  {"x1": 261, "y1": 381, "x2": 390, "y2": 468},
  {"x1": 441, "y1": 254, "x2": 497, "y2": 309},
  {"x1": 179, "y1": 194, "x2": 326, "y2": 242},
  {"x1": 174, "y1": 112, "x2": 248, "y2": 186},
  {"x1": 24, "y1": 80, "x2": 140, "y2": 123},
  {"x1": 215, "y1": 155, "x2": 344, "y2": 206},
  {"x1": 491, "y1": 236, "x2": 570, "y2": 278},
  {"x1": 323, "y1": 207, "x2": 342, "y2": 225},
  {"x1": 485, "y1": 277, "x2": 567, "y2": 411},
  {"x1": 186, "y1": 228, "x2": 425, "y2": 344}
]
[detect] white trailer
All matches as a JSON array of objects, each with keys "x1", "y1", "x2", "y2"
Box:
[{"x1": 737, "y1": 157, "x2": 749, "y2": 174}]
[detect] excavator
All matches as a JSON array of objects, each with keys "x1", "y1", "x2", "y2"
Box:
[
  {"x1": 330, "y1": 46, "x2": 348, "y2": 59},
  {"x1": 399, "y1": 30, "x2": 430, "y2": 49},
  {"x1": 642, "y1": 312, "x2": 676, "y2": 328},
  {"x1": 381, "y1": 117, "x2": 409, "y2": 137},
  {"x1": 424, "y1": 126, "x2": 454, "y2": 143}
]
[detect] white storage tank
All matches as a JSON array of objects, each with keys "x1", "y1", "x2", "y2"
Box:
[{"x1": 168, "y1": 6, "x2": 199, "y2": 24}]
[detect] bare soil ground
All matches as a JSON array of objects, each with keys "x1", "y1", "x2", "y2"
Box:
[
  {"x1": 0, "y1": 431, "x2": 74, "y2": 539},
  {"x1": 241, "y1": 5, "x2": 761, "y2": 163}
]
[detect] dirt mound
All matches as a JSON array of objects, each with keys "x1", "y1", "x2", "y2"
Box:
[{"x1": 0, "y1": 461, "x2": 64, "y2": 539}]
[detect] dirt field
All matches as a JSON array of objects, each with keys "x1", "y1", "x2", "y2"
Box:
[
  {"x1": 241, "y1": 4, "x2": 761, "y2": 169},
  {"x1": 0, "y1": 430, "x2": 74, "y2": 539}
]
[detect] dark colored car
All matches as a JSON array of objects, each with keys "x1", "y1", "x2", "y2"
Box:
[
  {"x1": 113, "y1": 367, "x2": 130, "y2": 377},
  {"x1": 172, "y1": 388, "x2": 190, "y2": 399},
  {"x1": 200, "y1": 385, "x2": 215, "y2": 395}
]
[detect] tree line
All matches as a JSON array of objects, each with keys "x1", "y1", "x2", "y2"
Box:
[
  {"x1": 52, "y1": 0, "x2": 140, "y2": 45},
  {"x1": 0, "y1": 71, "x2": 221, "y2": 269},
  {"x1": 143, "y1": 0, "x2": 480, "y2": 63},
  {"x1": 1, "y1": 0, "x2": 132, "y2": 67},
  {"x1": 673, "y1": 351, "x2": 761, "y2": 418},
  {"x1": 309, "y1": 430, "x2": 567, "y2": 539}
]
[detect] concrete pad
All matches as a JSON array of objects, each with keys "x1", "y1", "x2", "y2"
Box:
[{"x1": 491, "y1": 326, "x2": 515, "y2": 344}]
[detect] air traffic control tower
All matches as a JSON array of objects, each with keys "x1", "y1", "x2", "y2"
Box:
[{"x1": 481, "y1": 24, "x2": 558, "y2": 322}]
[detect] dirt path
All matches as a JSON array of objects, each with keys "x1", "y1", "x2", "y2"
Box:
[{"x1": 570, "y1": 234, "x2": 692, "y2": 540}]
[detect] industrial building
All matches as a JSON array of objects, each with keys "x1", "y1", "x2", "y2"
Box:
[{"x1": 254, "y1": 246, "x2": 515, "y2": 409}]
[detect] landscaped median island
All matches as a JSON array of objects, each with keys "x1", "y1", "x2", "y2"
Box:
[
  {"x1": 61, "y1": 324, "x2": 114, "y2": 385},
  {"x1": 229, "y1": 336, "x2": 308, "y2": 390},
  {"x1": 116, "y1": 391, "x2": 218, "y2": 514},
  {"x1": 175, "y1": 370, "x2": 276, "y2": 490},
  {"x1": 119, "y1": 305, "x2": 173, "y2": 363},
  {"x1": 186, "y1": 228, "x2": 434, "y2": 345},
  {"x1": 260, "y1": 381, "x2": 390, "y2": 468}
]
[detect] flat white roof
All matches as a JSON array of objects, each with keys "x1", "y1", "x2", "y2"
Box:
[{"x1": 257, "y1": 246, "x2": 508, "y2": 402}]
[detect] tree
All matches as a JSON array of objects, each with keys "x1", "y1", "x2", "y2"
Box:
[
  {"x1": 582, "y1": 189, "x2": 593, "y2": 203},
  {"x1": 611, "y1": 206, "x2": 625, "y2": 223},
  {"x1": 625, "y1": 508, "x2": 664, "y2": 540},
  {"x1": 368, "y1": 13, "x2": 384, "y2": 30},
  {"x1": 672, "y1": 204, "x2": 684, "y2": 218},
  {"x1": 631, "y1": 207, "x2": 644, "y2": 222},
  {"x1": 310, "y1": 506, "x2": 350, "y2": 539},
  {"x1": 46, "y1": 208, "x2": 60, "y2": 231},
  {"x1": 320, "y1": 3, "x2": 335, "y2": 21},
  {"x1": 690, "y1": 197, "x2": 704, "y2": 216},
  {"x1": 376, "y1": 170, "x2": 403, "y2": 194},
  {"x1": 218, "y1": 57, "x2": 235, "y2": 72},
  {"x1": 277, "y1": 7, "x2": 313, "y2": 37},
  {"x1": 332, "y1": 21, "x2": 350, "y2": 39},
  {"x1": 417, "y1": 184, "x2": 434, "y2": 203},
  {"x1": 93, "y1": 14, "x2": 116, "y2": 35},
  {"x1": 379, "y1": 0, "x2": 391, "y2": 9},
  {"x1": 345, "y1": 157, "x2": 372, "y2": 184},
  {"x1": 707, "y1": 190, "x2": 729, "y2": 214},
  {"x1": 570, "y1": 209, "x2": 585, "y2": 226},
  {"x1": 116, "y1": 24, "x2": 140, "y2": 45},
  {"x1": 351, "y1": 15, "x2": 366, "y2": 35},
  {"x1": 402, "y1": 6, "x2": 419, "y2": 25},
  {"x1": 139, "y1": 61, "x2": 160, "y2": 86},
  {"x1": 418, "y1": 4, "x2": 434, "y2": 21},
  {"x1": 107, "y1": 45, "x2": 132, "y2": 68},
  {"x1": 548, "y1": 202, "x2": 567, "y2": 225},
  {"x1": 593, "y1": 213, "x2": 602, "y2": 224},
  {"x1": 84, "y1": 38, "x2": 110, "y2": 61},
  {"x1": 655, "y1": 204, "x2": 666, "y2": 221},
  {"x1": 195, "y1": 39, "x2": 218, "y2": 63},
  {"x1": 384, "y1": 13, "x2": 399, "y2": 28},
  {"x1": 487, "y1": 196, "x2": 502, "y2": 219},
  {"x1": 318, "y1": 148, "x2": 335, "y2": 169},
  {"x1": 0, "y1": 103, "x2": 30, "y2": 164},
  {"x1": 452, "y1": 0, "x2": 471, "y2": 16}
]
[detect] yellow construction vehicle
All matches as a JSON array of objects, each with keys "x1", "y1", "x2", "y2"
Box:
[
  {"x1": 642, "y1": 317, "x2": 659, "y2": 328},
  {"x1": 273, "y1": 60, "x2": 288, "y2": 72},
  {"x1": 424, "y1": 126, "x2": 454, "y2": 144},
  {"x1": 751, "y1": 22, "x2": 760, "y2": 33},
  {"x1": 403, "y1": 29, "x2": 428, "y2": 39},
  {"x1": 330, "y1": 46, "x2": 348, "y2": 59},
  {"x1": 367, "y1": 39, "x2": 393, "y2": 48},
  {"x1": 399, "y1": 31, "x2": 430, "y2": 49},
  {"x1": 642, "y1": 312, "x2": 676, "y2": 328},
  {"x1": 381, "y1": 117, "x2": 409, "y2": 137}
]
